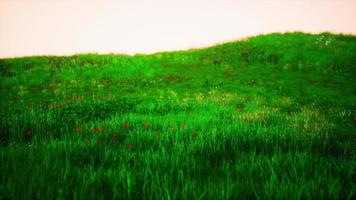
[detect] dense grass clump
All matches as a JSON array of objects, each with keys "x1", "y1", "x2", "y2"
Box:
[{"x1": 0, "y1": 32, "x2": 355, "y2": 199}]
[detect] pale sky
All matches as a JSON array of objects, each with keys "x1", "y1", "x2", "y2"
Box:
[{"x1": 0, "y1": 0, "x2": 355, "y2": 58}]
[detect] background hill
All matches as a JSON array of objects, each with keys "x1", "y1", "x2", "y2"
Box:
[{"x1": 0, "y1": 32, "x2": 355, "y2": 199}]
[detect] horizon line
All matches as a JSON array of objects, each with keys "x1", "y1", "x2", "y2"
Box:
[{"x1": 1, "y1": 31, "x2": 355, "y2": 60}]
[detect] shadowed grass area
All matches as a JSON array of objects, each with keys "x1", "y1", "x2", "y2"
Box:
[{"x1": 0, "y1": 32, "x2": 355, "y2": 199}]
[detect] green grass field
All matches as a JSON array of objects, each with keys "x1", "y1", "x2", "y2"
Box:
[{"x1": 1, "y1": 32, "x2": 355, "y2": 199}]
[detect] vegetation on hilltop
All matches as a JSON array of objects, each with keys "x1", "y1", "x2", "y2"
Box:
[{"x1": 0, "y1": 32, "x2": 355, "y2": 199}]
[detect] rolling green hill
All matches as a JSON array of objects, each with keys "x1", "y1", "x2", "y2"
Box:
[{"x1": 1, "y1": 32, "x2": 355, "y2": 199}]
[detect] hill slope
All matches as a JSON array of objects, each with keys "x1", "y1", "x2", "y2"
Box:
[{"x1": 1, "y1": 32, "x2": 356, "y2": 199}]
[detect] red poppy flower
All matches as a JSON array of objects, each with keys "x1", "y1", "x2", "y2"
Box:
[
  {"x1": 127, "y1": 144, "x2": 133, "y2": 150},
  {"x1": 192, "y1": 131, "x2": 198, "y2": 137},
  {"x1": 236, "y1": 105, "x2": 242, "y2": 112},
  {"x1": 144, "y1": 122, "x2": 150, "y2": 129},
  {"x1": 24, "y1": 130, "x2": 32, "y2": 137},
  {"x1": 124, "y1": 123, "x2": 129, "y2": 129},
  {"x1": 76, "y1": 127, "x2": 81, "y2": 133},
  {"x1": 97, "y1": 127, "x2": 103, "y2": 133},
  {"x1": 96, "y1": 139, "x2": 102, "y2": 144}
]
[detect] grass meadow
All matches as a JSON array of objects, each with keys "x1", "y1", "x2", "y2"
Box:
[{"x1": 0, "y1": 32, "x2": 355, "y2": 199}]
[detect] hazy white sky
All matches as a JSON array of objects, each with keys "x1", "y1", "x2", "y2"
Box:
[{"x1": 0, "y1": 0, "x2": 355, "y2": 58}]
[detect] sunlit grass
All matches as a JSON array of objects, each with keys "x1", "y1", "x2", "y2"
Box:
[{"x1": 0, "y1": 32, "x2": 355, "y2": 199}]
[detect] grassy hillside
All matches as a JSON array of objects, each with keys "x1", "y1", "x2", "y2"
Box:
[{"x1": 1, "y1": 32, "x2": 355, "y2": 199}]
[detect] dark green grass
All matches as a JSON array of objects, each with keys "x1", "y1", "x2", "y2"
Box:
[{"x1": 0, "y1": 32, "x2": 355, "y2": 199}]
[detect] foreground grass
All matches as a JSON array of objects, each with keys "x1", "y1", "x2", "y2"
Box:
[{"x1": 0, "y1": 32, "x2": 355, "y2": 199}]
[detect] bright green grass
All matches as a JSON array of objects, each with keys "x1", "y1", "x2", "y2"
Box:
[{"x1": 0, "y1": 32, "x2": 355, "y2": 199}]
